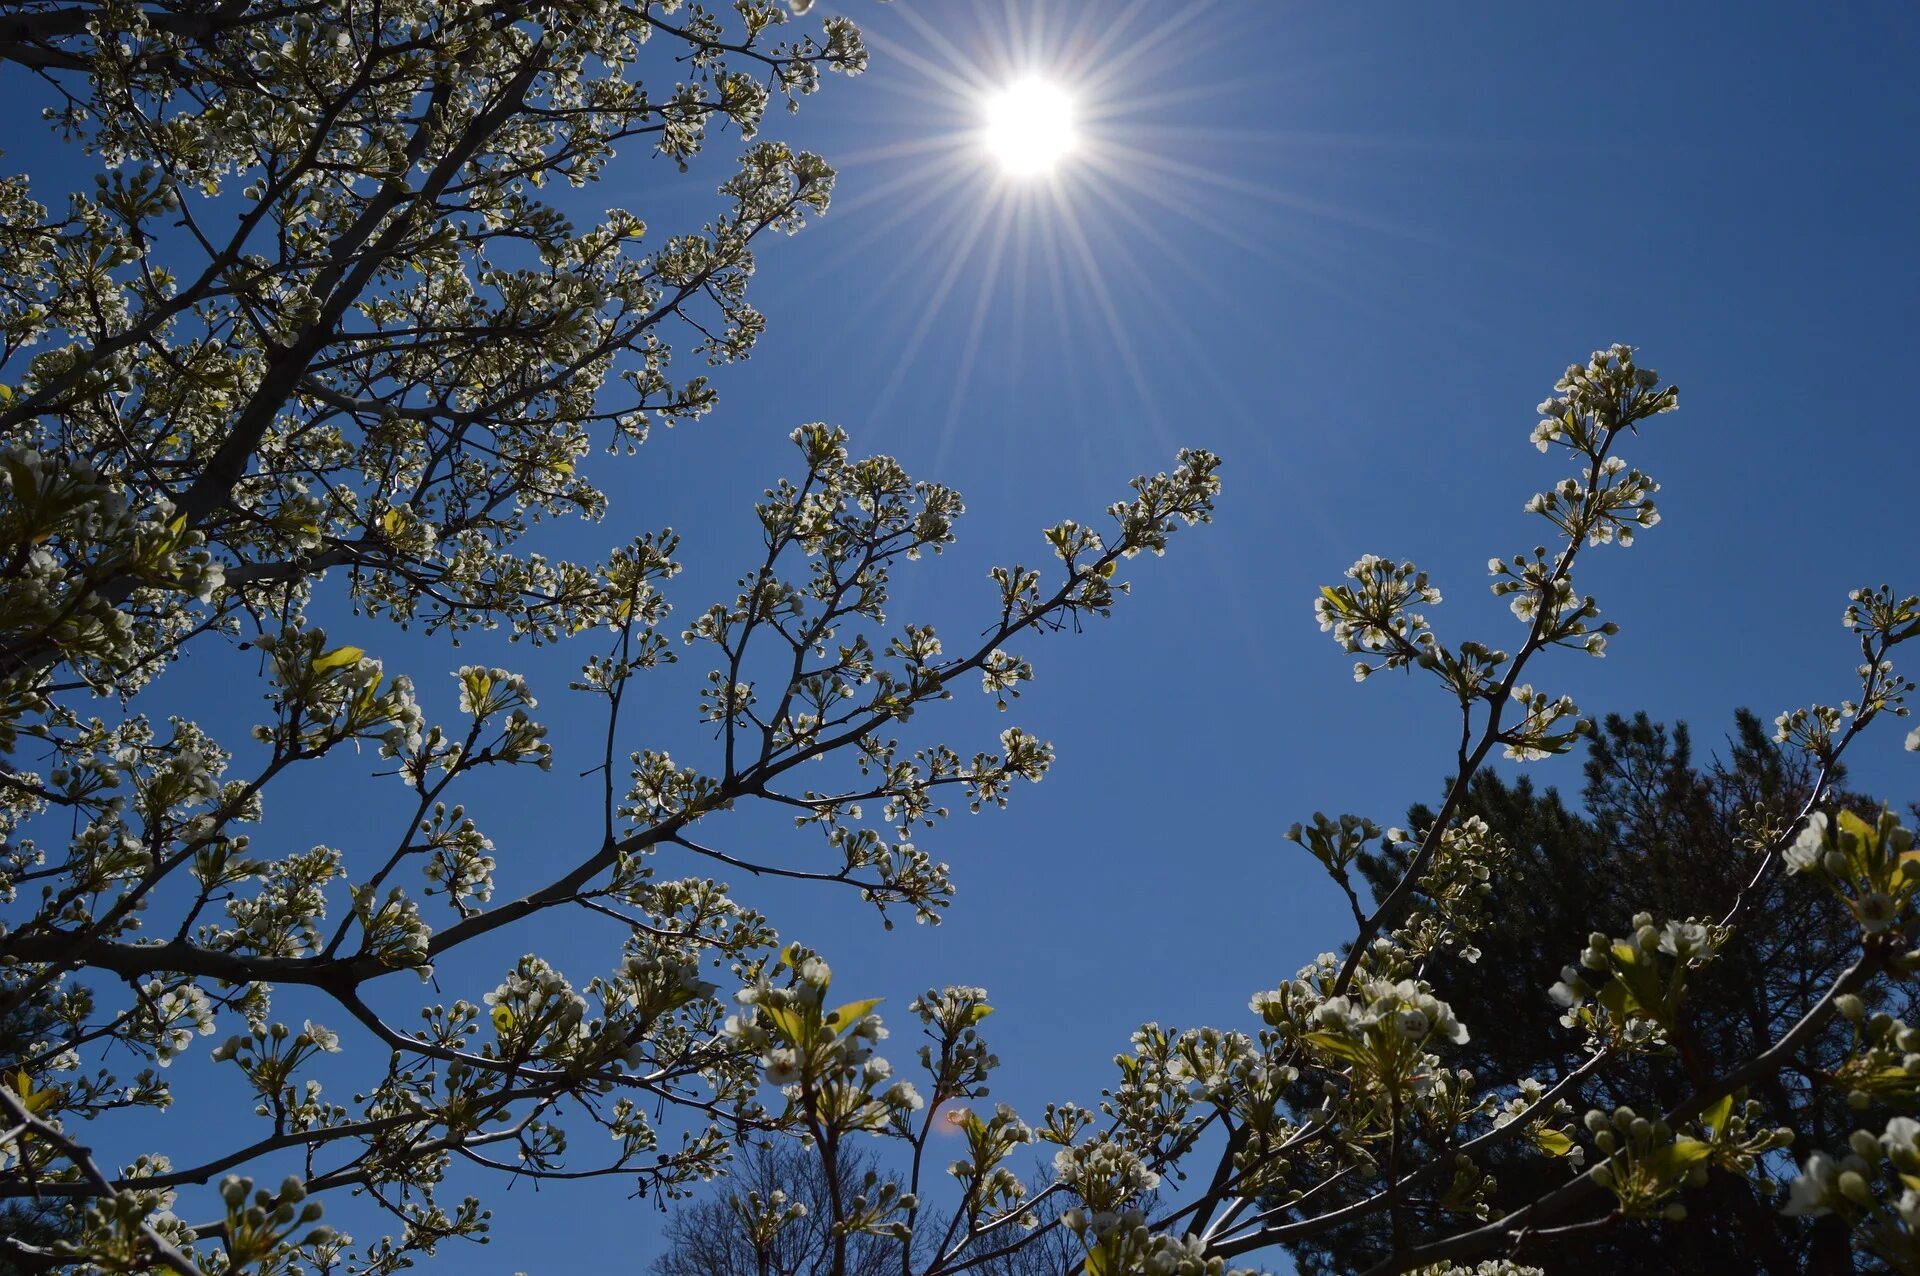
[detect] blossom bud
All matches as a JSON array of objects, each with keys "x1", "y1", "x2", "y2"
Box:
[
  {"x1": 1836, "y1": 994, "x2": 1866, "y2": 1023},
  {"x1": 1850, "y1": 1130, "x2": 1882, "y2": 1161},
  {"x1": 1838, "y1": 1170, "x2": 1874, "y2": 1206}
]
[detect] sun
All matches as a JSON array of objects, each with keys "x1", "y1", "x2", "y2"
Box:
[{"x1": 981, "y1": 78, "x2": 1077, "y2": 175}]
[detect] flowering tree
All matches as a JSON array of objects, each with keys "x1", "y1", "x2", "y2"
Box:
[
  {"x1": 0, "y1": 1, "x2": 1221, "y2": 1270},
  {"x1": 710, "y1": 347, "x2": 1920, "y2": 1276}
]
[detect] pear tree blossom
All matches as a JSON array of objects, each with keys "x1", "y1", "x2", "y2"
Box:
[{"x1": 0, "y1": 1, "x2": 1221, "y2": 1270}]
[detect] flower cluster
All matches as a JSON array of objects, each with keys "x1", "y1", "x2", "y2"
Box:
[
  {"x1": 133, "y1": 981, "x2": 216, "y2": 1066},
  {"x1": 1313, "y1": 977, "x2": 1469, "y2": 1050},
  {"x1": 1783, "y1": 809, "x2": 1920, "y2": 937},
  {"x1": 1053, "y1": 1140, "x2": 1161, "y2": 1214},
  {"x1": 209, "y1": 1022, "x2": 346, "y2": 1130},
  {"x1": 418, "y1": 804, "x2": 497, "y2": 915},
  {"x1": 1386, "y1": 816, "x2": 1510, "y2": 964},
  {"x1": 1499, "y1": 683, "x2": 1584, "y2": 761},
  {"x1": 1549, "y1": 913, "x2": 1722, "y2": 1049},
  {"x1": 610, "y1": 948, "x2": 719, "y2": 1027},
  {"x1": 1491, "y1": 1077, "x2": 1585, "y2": 1167},
  {"x1": 1527, "y1": 344, "x2": 1677, "y2": 456},
  {"x1": 1059, "y1": 1206, "x2": 1258, "y2": 1276},
  {"x1": 483, "y1": 955, "x2": 595, "y2": 1063},
  {"x1": 251, "y1": 630, "x2": 425, "y2": 758},
  {"x1": 1315, "y1": 554, "x2": 1442, "y2": 680},
  {"x1": 726, "y1": 949, "x2": 922, "y2": 1135},
  {"x1": 1784, "y1": 1116, "x2": 1920, "y2": 1269}
]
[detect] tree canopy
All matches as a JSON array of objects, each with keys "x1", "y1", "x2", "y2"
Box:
[{"x1": 0, "y1": 0, "x2": 1217, "y2": 1268}]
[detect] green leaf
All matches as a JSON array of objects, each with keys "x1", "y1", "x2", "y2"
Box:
[
  {"x1": 1838, "y1": 809, "x2": 1878, "y2": 852},
  {"x1": 1645, "y1": 1136, "x2": 1712, "y2": 1180},
  {"x1": 1701, "y1": 1093, "x2": 1733, "y2": 1135},
  {"x1": 765, "y1": 1003, "x2": 809, "y2": 1045},
  {"x1": 966, "y1": 1004, "x2": 995, "y2": 1026},
  {"x1": 311, "y1": 645, "x2": 365, "y2": 673},
  {"x1": 1303, "y1": 1031, "x2": 1369, "y2": 1065},
  {"x1": 823, "y1": 998, "x2": 882, "y2": 1035},
  {"x1": 1533, "y1": 1127, "x2": 1576, "y2": 1157}
]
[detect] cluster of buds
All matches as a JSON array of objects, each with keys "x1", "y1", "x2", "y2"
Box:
[
  {"x1": 215, "y1": 1174, "x2": 333, "y2": 1267},
  {"x1": 1583, "y1": 1106, "x2": 1709, "y2": 1221},
  {"x1": 1826, "y1": 997, "x2": 1920, "y2": 1109}
]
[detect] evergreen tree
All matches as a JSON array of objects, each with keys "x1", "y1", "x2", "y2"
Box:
[{"x1": 1284, "y1": 710, "x2": 1894, "y2": 1274}]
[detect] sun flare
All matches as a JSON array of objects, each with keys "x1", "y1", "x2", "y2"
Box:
[{"x1": 981, "y1": 78, "x2": 1077, "y2": 175}]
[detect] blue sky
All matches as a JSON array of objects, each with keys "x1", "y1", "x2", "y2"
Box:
[
  {"x1": 20, "y1": 1, "x2": 1920, "y2": 1270},
  {"x1": 482, "y1": 3, "x2": 1920, "y2": 1265}
]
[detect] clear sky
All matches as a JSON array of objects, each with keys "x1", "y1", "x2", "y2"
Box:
[{"x1": 33, "y1": 2, "x2": 1920, "y2": 1271}]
